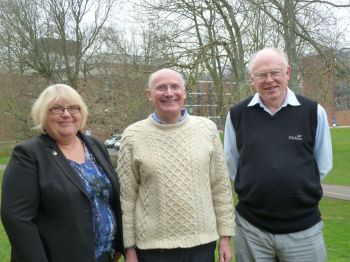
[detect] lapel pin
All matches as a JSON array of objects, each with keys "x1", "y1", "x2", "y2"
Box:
[{"x1": 52, "y1": 150, "x2": 58, "y2": 156}]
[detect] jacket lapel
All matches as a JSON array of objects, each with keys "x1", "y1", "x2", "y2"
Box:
[{"x1": 40, "y1": 134, "x2": 90, "y2": 198}]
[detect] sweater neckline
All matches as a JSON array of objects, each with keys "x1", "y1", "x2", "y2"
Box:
[{"x1": 148, "y1": 115, "x2": 190, "y2": 130}]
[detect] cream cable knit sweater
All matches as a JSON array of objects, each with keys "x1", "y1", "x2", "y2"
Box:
[{"x1": 117, "y1": 115, "x2": 235, "y2": 249}]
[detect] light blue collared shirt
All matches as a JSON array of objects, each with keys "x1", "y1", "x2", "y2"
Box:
[
  {"x1": 224, "y1": 88, "x2": 333, "y2": 181},
  {"x1": 151, "y1": 108, "x2": 189, "y2": 124}
]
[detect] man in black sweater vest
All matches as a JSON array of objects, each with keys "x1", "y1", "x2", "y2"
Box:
[{"x1": 224, "y1": 47, "x2": 333, "y2": 262}]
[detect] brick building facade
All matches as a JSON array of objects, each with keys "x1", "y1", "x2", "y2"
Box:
[{"x1": 301, "y1": 48, "x2": 350, "y2": 126}]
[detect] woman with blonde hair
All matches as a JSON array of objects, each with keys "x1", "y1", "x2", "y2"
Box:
[{"x1": 1, "y1": 84, "x2": 124, "y2": 262}]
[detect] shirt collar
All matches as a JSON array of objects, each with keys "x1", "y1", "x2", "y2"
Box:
[
  {"x1": 151, "y1": 108, "x2": 189, "y2": 124},
  {"x1": 248, "y1": 88, "x2": 300, "y2": 114}
]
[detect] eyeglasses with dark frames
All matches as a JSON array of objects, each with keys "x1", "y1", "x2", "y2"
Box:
[{"x1": 49, "y1": 105, "x2": 81, "y2": 115}]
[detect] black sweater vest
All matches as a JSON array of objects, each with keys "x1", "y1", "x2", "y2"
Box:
[{"x1": 230, "y1": 95, "x2": 322, "y2": 234}]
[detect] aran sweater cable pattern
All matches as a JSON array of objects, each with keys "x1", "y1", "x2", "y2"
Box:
[{"x1": 117, "y1": 115, "x2": 235, "y2": 249}]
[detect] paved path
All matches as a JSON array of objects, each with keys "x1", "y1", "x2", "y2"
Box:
[
  {"x1": 1, "y1": 163, "x2": 349, "y2": 201},
  {"x1": 322, "y1": 184, "x2": 350, "y2": 201}
]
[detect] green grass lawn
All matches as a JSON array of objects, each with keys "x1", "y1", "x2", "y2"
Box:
[
  {"x1": 320, "y1": 197, "x2": 350, "y2": 262},
  {"x1": 0, "y1": 143, "x2": 13, "y2": 165},
  {"x1": 0, "y1": 157, "x2": 10, "y2": 165},
  {"x1": 0, "y1": 170, "x2": 11, "y2": 262},
  {"x1": 323, "y1": 127, "x2": 350, "y2": 186}
]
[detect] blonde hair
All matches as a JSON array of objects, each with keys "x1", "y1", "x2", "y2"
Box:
[{"x1": 31, "y1": 84, "x2": 88, "y2": 134}]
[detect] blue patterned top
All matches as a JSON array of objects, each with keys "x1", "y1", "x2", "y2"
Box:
[{"x1": 68, "y1": 144, "x2": 116, "y2": 259}]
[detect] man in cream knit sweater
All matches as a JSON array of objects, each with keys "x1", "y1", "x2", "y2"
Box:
[{"x1": 117, "y1": 68, "x2": 235, "y2": 262}]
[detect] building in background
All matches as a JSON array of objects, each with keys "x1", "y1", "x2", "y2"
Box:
[{"x1": 301, "y1": 48, "x2": 350, "y2": 126}]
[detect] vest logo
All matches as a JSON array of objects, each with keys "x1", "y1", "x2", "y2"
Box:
[{"x1": 289, "y1": 134, "x2": 303, "y2": 141}]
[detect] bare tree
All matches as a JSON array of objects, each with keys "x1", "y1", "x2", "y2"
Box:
[
  {"x1": 0, "y1": 72, "x2": 49, "y2": 139},
  {"x1": 134, "y1": 0, "x2": 251, "y2": 126},
  {"x1": 83, "y1": 25, "x2": 167, "y2": 134},
  {"x1": 301, "y1": 1, "x2": 350, "y2": 8},
  {"x1": 0, "y1": 0, "x2": 115, "y2": 88},
  {"x1": 244, "y1": 0, "x2": 349, "y2": 94}
]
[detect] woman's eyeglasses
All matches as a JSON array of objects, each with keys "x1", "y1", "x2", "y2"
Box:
[{"x1": 49, "y1": 105, "x2": 81, "y2": 115}]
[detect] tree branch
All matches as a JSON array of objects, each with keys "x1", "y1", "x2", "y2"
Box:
[{"x1": 300, "y1": 0, "x2": 350, "y2": 8}]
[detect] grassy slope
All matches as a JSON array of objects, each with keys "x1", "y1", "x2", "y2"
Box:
[
  {"x1": 323, "y1": 128, "x2": 350, "y2": 186},
  {"x1": 0, "y1": 157, "x2": 10, "y2": 165},
  {"x1": 320, "y1": 197, "x2": 350, "y2": 262},
  {"x1": 0, "y1": 170, "x2": 11, "y2": 262}
]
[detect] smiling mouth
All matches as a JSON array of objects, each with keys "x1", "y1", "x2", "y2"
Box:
[{"x1": 265, "y1": 86, "x2": 278, "y2": 91}]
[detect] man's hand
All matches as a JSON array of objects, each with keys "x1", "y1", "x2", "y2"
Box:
[
  {"x1": 125, "y1": 247, "x2": 138, "y2": 262},
  {"x1": 219, "y1": 236, "x2": 232, "y2": 262}
]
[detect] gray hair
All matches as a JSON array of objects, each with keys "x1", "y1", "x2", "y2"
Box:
[
  {"x1": 248, "y1": 47, "x2": 289, "y2": 73},
  {"x1": 148, "y1": 68, "x2": 186, "y2": 88}
]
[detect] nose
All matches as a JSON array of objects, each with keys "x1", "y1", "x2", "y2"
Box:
[
  {"x1": 265, "y1": 73, "x2": 274, "y2": 82},
  {"x1": 164, "y1": 86, "x2": 174, "y2": 94},
  {"x1": 61, "y1": 108, "x2": 72, "y2": 116}
]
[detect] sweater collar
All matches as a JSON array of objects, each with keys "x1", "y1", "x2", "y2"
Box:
[
  {"x1": 148, "y1": 114, "x2": 190, "y2": 130},
  {"x1": 151, "y1": 108, "x2": 189, "y2": 124}
]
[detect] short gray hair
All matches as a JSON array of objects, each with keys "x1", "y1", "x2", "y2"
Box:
[
  {"x1": 31, "y1": 84, "x2": 88, "y2": 134},
  {"x1": 148, "y1": 68, "x2": 186, "y2": 89},
  {"x1": 248, "y1": 47, "x2": 289, "y2": 73}
]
